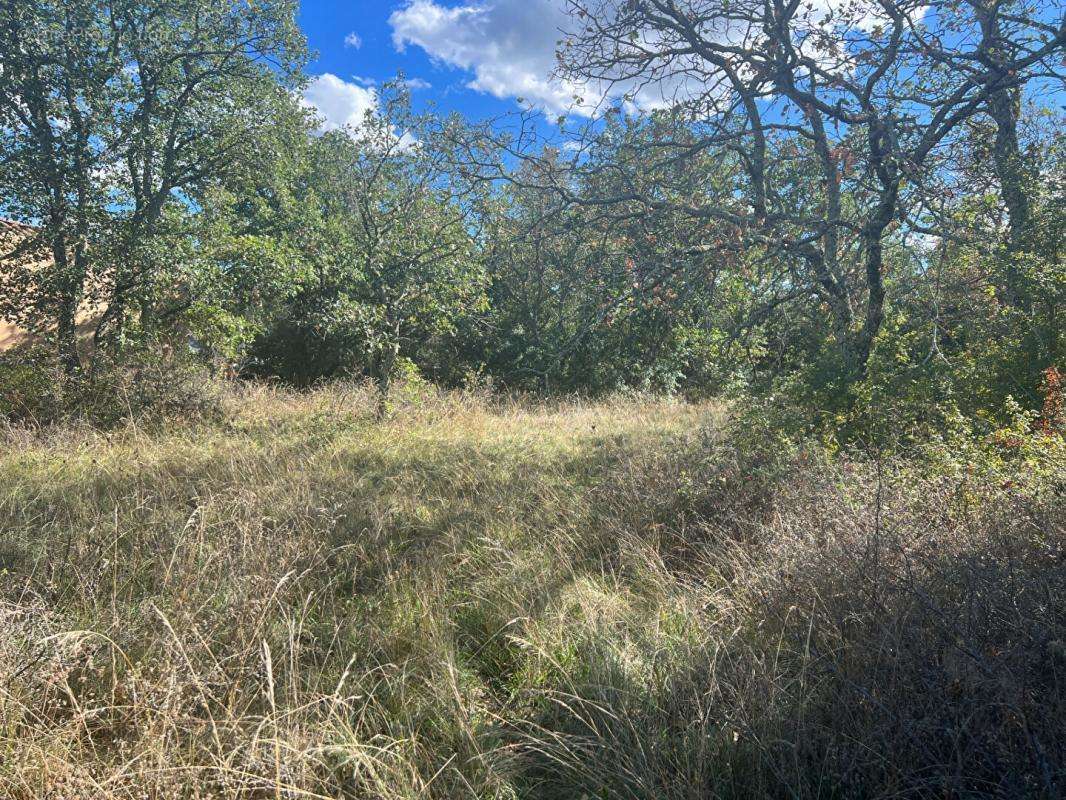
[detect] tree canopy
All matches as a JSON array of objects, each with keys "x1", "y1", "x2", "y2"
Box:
[{"x1": 1, "y1": 0, "x2": 1063, "y2": 433}]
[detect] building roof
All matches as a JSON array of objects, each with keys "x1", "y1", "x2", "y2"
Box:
[{"x1": 0, "y1": 218, "x2": 36, "y2": 235}]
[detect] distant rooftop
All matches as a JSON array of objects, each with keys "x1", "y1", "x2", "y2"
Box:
[{"x1": 0, "y1": 218, "x2": 36, "y2": 235}]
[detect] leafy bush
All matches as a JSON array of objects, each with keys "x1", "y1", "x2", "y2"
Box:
[
  {"x1": 0, "y1": 347, "x2": 63, "y2": 423},
  {"x1": 0, "y1": 342, "x2": 222, "y2": 427},
  {"x1": 246, "y1": 314, "x2": 354, "y2": 387}
]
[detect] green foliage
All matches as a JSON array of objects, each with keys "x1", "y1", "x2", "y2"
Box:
[
  {"x1": 478, "y1": 123, "x2": 734, "y2": 395},
  {"x1": 247, "y1": 86, "x2": 486, "y2": 388},
  {"x1": 0, "y1": 348, "x2": 62, "y2": 423},
  {"x1": 0, "y1": 342, "x2": 220, "y2": 426},
  {"x1": 0, "y1": 0, "x2": 1064, "y2": 794},
  {"x1": 0, "y1": 0, "x2": 1062, "y2": 443},
  {"x1": 0, "y1": 0, "x2": 307, "y2": 367}
]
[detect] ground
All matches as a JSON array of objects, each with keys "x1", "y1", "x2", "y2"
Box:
[{"x1": 1, "y1": 383, "x2": 1063, "y2": 798}]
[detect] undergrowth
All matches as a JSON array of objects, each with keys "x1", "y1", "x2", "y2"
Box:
[{"x1": 0, "y1": 382, "x2": 1063, "y2": 798}]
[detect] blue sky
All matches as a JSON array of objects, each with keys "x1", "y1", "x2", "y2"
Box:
[
  {"x1": 297, "y1": 0, "x2": 579, "y2": 130},
  {"x1": 295, "y1": 0, "x2": 1065, "y2": 135}
]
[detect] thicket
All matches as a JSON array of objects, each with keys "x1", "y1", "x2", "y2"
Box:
[
  {"x1": 0, "y1": 0, "x2": 1062, "y2": 442},
  {"x1": 0, "y1": 1, "x2": 1063, "y2": 792}
]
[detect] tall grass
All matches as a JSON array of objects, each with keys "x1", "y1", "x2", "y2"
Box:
[{"x1": 0, "y1": 382, "x2": 1063, "y2": 798}]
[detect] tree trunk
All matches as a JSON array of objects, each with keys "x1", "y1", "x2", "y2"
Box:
[
  {"x1": 50, "y1": 238, "x2": 83, "y2": 375},
  {"x1": 56, "y1": 296, "x2": 81, "y2": 375},
  {"x1": 372, "y1": 321, "x2": 401, "y2": 418},
  {"x1": 988, "y1": 85, "x2": 1031, "y2": 254},
  {"x1": 987, "y1": 84, "x2": 1035, "y2": 313},
  {"x1": 91, "y1": 295, "x2": 127, "y2": 376},
  {"x1": 977, "y1": 2, "x2": 1034, "y2": 309},
  {"x1": 848, "y1": 123, "x2": 899, "y2": 381}
]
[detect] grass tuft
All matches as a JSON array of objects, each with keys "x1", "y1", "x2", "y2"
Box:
[{"x1": 1, "y1": 383, "x2": 1062, "y2": 798}]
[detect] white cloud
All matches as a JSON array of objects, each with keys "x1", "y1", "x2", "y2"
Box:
[
  {"x1": 301, "y1": 73, "x2": 377, "y2": 133},
  {"x1": 344, "y1": 31, "x2": 363, "y2": 49},
  {"x1": 403, "y1": 77, "x2": 432, "y2": 91},
  {"x1": 390, "y1": 0, "x2": 586, "y2": 114},
  {"x1": 300, "y1": 74, "x2": 420, "y2": 150},
  {"x1": 388, "y1": 0, "x2": 924, "y2": 116},
  {"x1": 388, "y1": 0, "x2": 725, "y2": 116}
]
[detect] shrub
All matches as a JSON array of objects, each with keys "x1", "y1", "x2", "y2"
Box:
[
  {"x1": 512, "y1": 410, "x2": 1066, "y2": 799},
  {"x1": 0, "y1": 342, "x2": 222, "y2": 427},
  {"x1": 78, "y1": 343, "x2": 223, "y2": 425},
  {"x1": 246, "y1": 314, "x2": 354, "y2": 387},
  {"x1": 0, "y1": 347, "x2": 63, "y2": 423}
]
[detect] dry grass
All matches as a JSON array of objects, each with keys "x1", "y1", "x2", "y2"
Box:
[{"x1": 0, "y1": 382, "x2": 1063, "y2": 798}]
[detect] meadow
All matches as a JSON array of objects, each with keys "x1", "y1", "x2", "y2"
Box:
[
  {"x1": 1, "y1": 383, "x2": 1063, "y2": 799},
  {"x1": 2, "y1": 0, "x2": 1063, "y2": 794}
]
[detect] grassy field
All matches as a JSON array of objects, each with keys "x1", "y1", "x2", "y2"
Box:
[{"x1": 1, "y1": 383, "x2": 1064, "y2": 799}]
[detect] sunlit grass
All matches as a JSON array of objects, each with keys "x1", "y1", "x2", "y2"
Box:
[{"x1": 0, "y1": 382, "x2": 1062, "y2": 798}]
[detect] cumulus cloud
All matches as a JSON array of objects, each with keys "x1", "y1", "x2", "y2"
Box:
[
  {"x1": 388, "y1": 0, "x2": 730, "y2": 115},
  {"x1": 403, "y1": 77, "x2": 433, "y2": 91},
  {"x1": 390, "y1": 0, "x2": 585, "y2": 114},
  {"x1": 301, "y1": 73, "x2": 377, "y2": 133},
  {"x1": 300, "y1": 74, "x2": 419, "y2": 150},
  {"x1": 388, "y1": 0, "x2": 918, "y2": 116},
  {"x1": 344, "y1": 31, "x2": 363, "y2": 49}
]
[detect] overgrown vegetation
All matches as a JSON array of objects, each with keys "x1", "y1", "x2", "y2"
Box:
[
  {"x1": 1, "y1": 0, "x2": 1064, "y2": 795},
  {"x1": 2, "y1": 0, "x2": 1062, "y2": 425},
  {"x1": 0, "y1": 386, "x2": 1062, "y2": 798}
]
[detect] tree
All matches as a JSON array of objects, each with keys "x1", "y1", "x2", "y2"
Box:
[
  {"x1": 251, "y1": 87, "x2": 486, "y2": 402},
  {"x1": 0, "y1": 0, "x2": 306, "y2": 371},
  {"x1": 480, "y1": 123, "x2": 734, "y2": 393},
  {"x1": 555, "y1": 0, "x2": 1065, "y2": 388}
]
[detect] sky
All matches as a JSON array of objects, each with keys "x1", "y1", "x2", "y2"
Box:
[
  {"x1": 297, "y1": 0, "x2": 580, "y2": 131},
  {"x1": 293, "y1": 0, "x2": 1065, "y2": 136}
]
